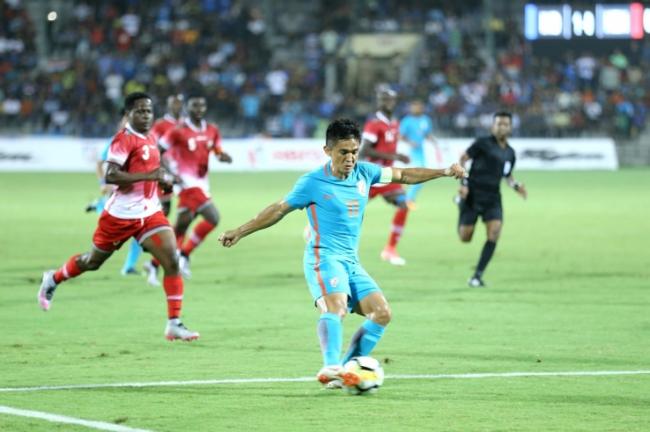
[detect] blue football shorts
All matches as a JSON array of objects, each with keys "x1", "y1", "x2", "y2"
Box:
[{"x1": 303, "y1": 257, "x2": 381, "y2": 311}]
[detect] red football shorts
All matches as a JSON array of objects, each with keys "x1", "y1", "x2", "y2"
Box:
[
  {"x1": 93, "y1": 211, "x2": 171, "y2": 252},
  {"x1": 178, "y1": 187, "x2": 211, "y2": 213},
  {"x1": 369, "y1": 183, "x2": 404, "y2": 199}
]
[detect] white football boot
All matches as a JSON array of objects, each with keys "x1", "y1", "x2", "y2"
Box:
[
  {"x1": 164, "y1": 320, "x2": 200, "y2": 341},
  {"x1": 316, "y1": 365, "x2": 360, "y2": 387},
  {"x1": 324, "y1": 380, "x2": 344, "y2": 390},
  {"x1": 37, "y1": 270, "x2": 57, "y2": 311},
  {"x1": 468, "y1": 276, "x2": 486, "y2": 288},
  {"x1": 380, "y1": 247, "x2": 406, "y2": 266},
  {"x1": 178, "y1": 254, "x2": 191, "y2": 279},
  {"x1": 143, "y1": 261, "x2": 160, "y2": 286}
]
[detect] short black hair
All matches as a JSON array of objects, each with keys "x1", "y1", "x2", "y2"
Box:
[
  {"x1": 325, "y1": 118, "x2": 361, "y2": 148},
  {"x1": 124, "y1": 92, "x2": 152, "y2": 111},
  {"x1": 493, "y1": 111, "x2": 512, "y2": 120}
]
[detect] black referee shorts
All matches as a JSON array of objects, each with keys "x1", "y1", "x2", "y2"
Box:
[{"x1": 459, "y1": 193, "x2": 503, "y2": 226}]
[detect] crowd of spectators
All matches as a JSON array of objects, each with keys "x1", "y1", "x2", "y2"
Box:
[{"x1": 1, "y1": 0, "x2": 648, "y2": 139}]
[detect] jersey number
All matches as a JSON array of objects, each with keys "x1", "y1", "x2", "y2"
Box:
[
  {"x1": 142, "y1": 145, "x2": 150, "y2": 160},
  {"x1": 188, "y1": 137, "x2": 197, "y2": 151}
]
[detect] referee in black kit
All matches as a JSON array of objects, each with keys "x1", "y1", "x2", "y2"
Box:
[{"x1": 456, "y1": 111, "x2": 527, "y2": 287}]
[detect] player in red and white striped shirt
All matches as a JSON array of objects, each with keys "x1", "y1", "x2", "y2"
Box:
[
  {"x1": 159, "y1": 93, "x2": 232, "y2": 278},
  {"x1": 151, "y1": 94, "x2": 184, "y2": 216},
  {"x1": 360, "y1": 85, "x2": 412, "y2": 266},
  {"x1": 142, "y1": 94, "x2": 184, "y2": 286},
  {"x1": 38, "y1": 92, "x2": 199, "y2": 341}
]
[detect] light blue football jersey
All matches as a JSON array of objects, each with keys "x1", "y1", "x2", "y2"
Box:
[
  {"x1": 399, "y1": 114, "x2": 433, "y2": 149},
  {"x1": 285, "y1": 161, "x2": 387, "y2": 262}
]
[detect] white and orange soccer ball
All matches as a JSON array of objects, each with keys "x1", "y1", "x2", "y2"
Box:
[{"x1": 343, "y1": 356, "x2": 385, "y2": 395}]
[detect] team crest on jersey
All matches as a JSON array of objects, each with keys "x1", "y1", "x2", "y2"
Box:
[
  {"x1": 356, "y1": 179, "x2": 366, "y2": 196},
  {"x1": 329, "y1": 277, "x2": 339, "y2": 288}
]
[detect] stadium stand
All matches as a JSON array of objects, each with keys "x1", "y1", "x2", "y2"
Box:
[{"x1": 1, "y1": 0, "x2": 648, "y2": 139}]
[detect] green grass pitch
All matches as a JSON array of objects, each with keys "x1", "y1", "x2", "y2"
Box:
[{"x1": 1, "y1": 169, "x2": 649, "y2": 431}]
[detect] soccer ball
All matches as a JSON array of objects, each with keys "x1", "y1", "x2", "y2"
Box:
[{"x1": 343, "y1": 356, "x2": 384, "y2": 395}]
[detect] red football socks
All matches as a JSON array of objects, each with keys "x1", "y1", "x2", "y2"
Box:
[
  {"x1": 387, "y1": 208, "x2": 409, "y2": 248},
  {"x1": 53, "y1": 255, "x2": 83, "y2": 284},
  {"x1": 181, "y1": 221, "x2": 215, "y2": 256},
  {"x1": 163, "y1": 275, "x2": 183, "y2": 319}
]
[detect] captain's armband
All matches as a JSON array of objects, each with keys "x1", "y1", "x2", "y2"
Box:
[{"x1": 379, "y1": 167, "x2": 393, "y2": 184}]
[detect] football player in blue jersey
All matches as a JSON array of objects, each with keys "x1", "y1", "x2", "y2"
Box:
[
  {"x1": 219, "y1": 118, "x2": 465, "y2": 389},
  {"x1": 399, "y1": 100, "x2": 438, "y2": 208}
]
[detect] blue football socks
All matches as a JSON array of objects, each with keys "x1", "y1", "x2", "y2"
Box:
[
  {"x1": 94, "y1": 196, "x2": 107, "y2": 213},
  {"x1": 121, "y1": 239, "x2": 143, "y2": 274},
  {"x1": 406, "y1": 183, "x2": 423, "y2": 202},
  {"x1": 317, "y1": 312, "x2": 343, "y2": 366},
  {"x1": 342, "y1": 319, "x2": 385, "y2": 364}
]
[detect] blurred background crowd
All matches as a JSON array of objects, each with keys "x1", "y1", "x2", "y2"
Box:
[{"x1": 1, "y1": 0, "x2": 649, "y2": 139}]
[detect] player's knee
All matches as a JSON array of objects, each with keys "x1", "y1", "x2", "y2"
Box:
[
  {"x1": 84, "y1": 259, "x2": 103, "y2": 271},
  {"x1": 371, "y1": 305, "x2": 392, "y2": 326},
  {"x1": 326, "y1": 299, "x2": 348, "y2": 318},
  {"x1": 459, "y1": 230, "x2": 473, "y2": 242},
  {"x1": 210, "y1": 208, "x2": 221, "y2": 226},
  {"x1": 487, "y1": 225, "x2": 502, "y2": 241},
  {"x1": 332, "y1": 303, "x2": 348, "y2": 319},
  {"x1": 207, "y1": 213, "x2": 220, "y2": 226},
  {"x1": 487, "y1": 231, "x2": 500, "y2": 242},
  {"x1": 162, "y1": 256, "x2": 180, "y2": 274}
]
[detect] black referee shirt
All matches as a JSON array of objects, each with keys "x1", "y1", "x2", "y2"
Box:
[{"x1": 466, "y1": 135, "x2": 516, "y2": 197}]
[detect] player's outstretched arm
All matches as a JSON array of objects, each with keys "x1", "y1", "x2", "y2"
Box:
[
  {"x1": 506, "y1": 175, "x2": 528, "y2": 199},
  {"x1": 219, "y1": 200, "x2": 295, "y2": 248},
  {"x1": 391, "y1": 163, "x2": 466, "y2": 185}
]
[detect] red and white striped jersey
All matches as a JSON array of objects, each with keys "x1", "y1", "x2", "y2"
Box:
[
  {"x1": 362, "y1": 111, "x2": 400, "y2": 167},
  {"x1": 104, "y1": 123, "x2": 161, "y2": 219},
  {"x1": 160, "y1": 119, "x2": 222, "y2": 193}
]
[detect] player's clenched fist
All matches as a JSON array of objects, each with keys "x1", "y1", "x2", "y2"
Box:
[
  {"x1": 218, "y1": 230, "x2": 240, "y2": 247},
  {"x1": 445, "y1": 163, "x2": 466, "y2": 179}
]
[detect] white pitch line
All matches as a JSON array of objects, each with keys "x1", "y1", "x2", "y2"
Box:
[
  {"x1": 0, "y1": 405, "x2": 153, "y2": 432},
  {"x1": 0, "y1": 370, "x2": 649, "y2": 393}
]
